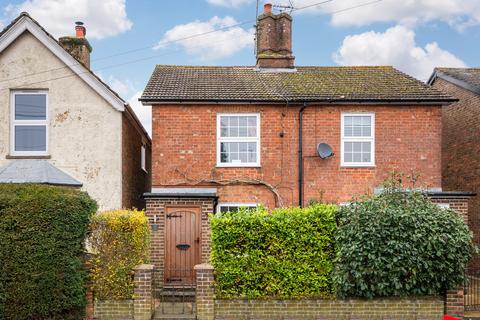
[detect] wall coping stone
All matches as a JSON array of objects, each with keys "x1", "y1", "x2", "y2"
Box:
[
  {"x1": 133, "y1": 264, "x2": 154, "y2": 271},
  {"x1": 195, "y1": 263, "x2": 214, "y2": 271}
]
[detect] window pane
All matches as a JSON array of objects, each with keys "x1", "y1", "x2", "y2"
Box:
[
  {"x1": 362, "y1": 153, "x2": 371, "y2": 163},
  {"x1": 15, "y1": 94, "x2": 47, "y2": 120},
  {"x1": 248, "y1": 152, "x2": 257, "y2": 163},
  {"x1": 363, "y1": 142, "x2": 371, "y2": 152},
  {"x1": 229, "y1": 127, "x2": 239, "y2": 137},
  {"x1": 230, "y1": 116, "x2": 239, "y2": 127},
  {"x1": 353, "y1": 153, "x2": 362, "y2": 162},
  {"x1": 362, "y1": 116, "x2": 371, "y2": 126},
  {"x1": 353, "y1": 142, "x2": 362, "y2": 152},
  {"x1": 239, "y1": 143, "x2": 248, "y2": 152},
  {"x1": 247, "y1": 116, "x2": 256, "y2": 126},
  {"x1": 344, "y1": 126, "x2": 353, "y2": 137},
  {"x1": 362, "y1": 126, "x2": 371, "y2": 137},
  {"x1": 221, "y1": 127, "x2": 229, "y2": 137},
  {"x1": 239, "y1": 153, "x2": 248, "y2": 163},
  {"x1": 15, "y1": 125, "x2": 46, "y2": 151},
  {"x1": 344, "y1": 153, "x2": 353, "y2": 162},
  {"x1": 239, "y1": 117, "x2": 248, "y2": 126},
  {"x1": 344, "y1": 142, "x2": 353, "y2": 152},
  {"x1": 344, "y1": 116, "x2": 353, "y2": 126},
  {"x1": 248, "y1": 127, "x2": 257, "y2": 137},
  {"x1": 239, "y1": 127, "x2": 248, "y2": 137}
]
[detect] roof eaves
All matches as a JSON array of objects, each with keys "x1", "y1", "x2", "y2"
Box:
[{"x1": 139, "y1": 97, "x2": 458, "y2": 105}]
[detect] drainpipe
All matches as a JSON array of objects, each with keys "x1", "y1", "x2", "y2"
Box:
[{"x1": 298, "y1": 103, "x2": 307, "y2": 207}]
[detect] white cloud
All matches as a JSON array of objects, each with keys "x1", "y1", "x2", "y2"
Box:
[
  {"x1": 207, "y1": 0, "x2": 253, "y2": 8},
  {"x1": 333, "y1": 25, "x2": 467, "y2": 81},
  {"x1": 155, "y1": 16, "x2": 254, "y2": 61},
  {"x1": 278, "y1": 0, "x2": 480, "y2": 30},
  {"x1": 128, "y1": 91, "x2": 152, "y2": 138},
  {"x1": 6, "y1": 0, "x2": 132, "y2": 39}
]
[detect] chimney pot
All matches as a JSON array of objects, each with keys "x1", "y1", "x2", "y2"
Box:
[
  {"x1": 264, "y1": 3, "x2": 272, "y2": 14},
  {"x1": 75, "y1": 21, "x2": 86, "y2": 38}
]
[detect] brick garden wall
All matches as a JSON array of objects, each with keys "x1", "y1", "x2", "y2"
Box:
[
  {"x1": 433, "y1": 77, "x2": 480, "y2": 272},
  {"x1": 93, "y1": 300, "x2": 134, "y2": 320},
  {"x1": 151, "y1": 104, "x2": 442, "y2": 208},
  {"x1": 214, "y1": 297, "x2": 445, "y2": 320}
]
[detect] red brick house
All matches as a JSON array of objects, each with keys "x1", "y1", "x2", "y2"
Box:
[
  {"x1": 140, "y1": 4, "x2": 472, "y2": 286},
  {"x1": 429, "y1": 68, "x2": 480, "y2": 271}
]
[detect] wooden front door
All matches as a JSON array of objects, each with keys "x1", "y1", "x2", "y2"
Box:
[{"x1": 164, "y1": 207, "x2": 201, "y2": 286}]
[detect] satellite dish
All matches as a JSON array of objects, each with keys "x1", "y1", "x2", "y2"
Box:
[{"x1": 317, "y1": 143, "x2": 334, "y2": 159}]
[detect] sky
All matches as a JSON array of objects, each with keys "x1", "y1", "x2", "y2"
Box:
[{"x1": 1, "y1": 0, "x2": 479, "y2": 136}]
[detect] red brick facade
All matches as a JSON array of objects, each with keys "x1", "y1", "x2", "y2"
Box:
[
  {"x1": 432, "y1": 77, "x2": 480, "y2": 271},
  {"x1": 151, "y1": 103, "x2": 442, "y2": 207}
]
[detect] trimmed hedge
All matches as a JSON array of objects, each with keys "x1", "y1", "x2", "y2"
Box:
[
  {"x1": 210, "y1": 204, "x2": 337, "y2": 299},
  {"x1": 89, "y1": 209, "x2": 150, "y2": 300},
  {"x1": 0, "y1": 184, "x2": 97, "y2": 320},
  {"x1": 334, "y1": 184, "x2": 474, "y2": 298}
]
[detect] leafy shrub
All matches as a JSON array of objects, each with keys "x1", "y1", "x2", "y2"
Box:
[
  {"x1": 334, "y1": 181, "x2": 474, "y2": 298},
  {"x1": 0, "y1": 184, "x2": 97, "y2": 320},
  {"x1": 89, "y1": 209, "x2": 150, "y2": 300},
  {"x1": 210, "y1": 204, "x2": 337, "y2": 299}
]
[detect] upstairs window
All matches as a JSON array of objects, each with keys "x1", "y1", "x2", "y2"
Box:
[
  {"x1": 341, "y1": 113, "x2": 375, "y2": 167},
  {"x1": 11, "y1": 91, "x2": 48, "y2": 156},
  {"x1": 217, "y1": 113, "x2": 260, "y2": 167}
]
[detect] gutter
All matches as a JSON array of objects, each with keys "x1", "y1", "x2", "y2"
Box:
[{"x1": 298, "y1": 102, "x2": 307, "y2": 207}]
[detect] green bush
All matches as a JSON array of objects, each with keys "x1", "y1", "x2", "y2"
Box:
[
  {"x1": 89, "y1": 209, "x2": 150, "y2": 300},
  {"x1": 210, "y1": 204, "x2": 337, "y2": 299},
  {"x1": 0, "y1": 184, "x2": 97, "y2": 320},
  {"x1": 334, "y1": 182, "x2": 474, "y2": 298}
]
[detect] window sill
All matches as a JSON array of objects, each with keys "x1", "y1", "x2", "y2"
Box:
[
  {"x1": 6, "y1": 154, "x2": 51, "y2": 160},
  {"x1": 340, "y1": 165, "x2": 376, "y2": 169},
  {"x1": 216, "y1": 164, "x2": 261, "y2": 168}
]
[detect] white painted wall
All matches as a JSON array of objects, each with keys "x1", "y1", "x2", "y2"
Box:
[{"x1": 0, "y1": 31, "x2": 123, "y2": 210}]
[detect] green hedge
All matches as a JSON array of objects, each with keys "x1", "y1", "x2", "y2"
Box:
[
  {"x1": 334, "y1": 184, "x2": 474, "y2": 298},
  {"x1": 0, "y1": 184, "x2": 97, "y2": 320},
  {"x1": 89, "y1": 209, "x2": 150, "y2": 300},
  {"x1": 210, "y1": 204, "x2": 337, "y2": 299}
]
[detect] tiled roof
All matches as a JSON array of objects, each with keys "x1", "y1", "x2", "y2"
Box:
[
  {"x1": 141, "y1": 65, "x2": 455, "y2": 104},
  {"x1": 432, "y1": 68, "x2": 480, "y2": 95}
]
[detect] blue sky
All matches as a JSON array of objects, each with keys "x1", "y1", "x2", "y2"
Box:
[{"x1": 1, "y1": 0, "x2": 479, "y2": 135}]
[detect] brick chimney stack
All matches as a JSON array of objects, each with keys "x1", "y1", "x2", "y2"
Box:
[
  {"x1": 59, "y1": 21, "x2": 92, "y2": 69},
  {"x1": 256, "y1": 3, "x2": 295, "y2": 69}
]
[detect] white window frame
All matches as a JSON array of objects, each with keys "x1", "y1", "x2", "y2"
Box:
[
  {"x1": 10, "y1": 90, "x2": 49, "y2": 156},
  {"x1": 216, "y1": 113, "x2": 261, "y2": 167},
  {"x1": 141, "y1": 145, "x2": 147, "y2": 172},
  {"x1": 216, "y1": 203, "x2": 258, "y2": 214},
  {"x1": 341, "y1": 113, "x2": 375, "y2": 167}
]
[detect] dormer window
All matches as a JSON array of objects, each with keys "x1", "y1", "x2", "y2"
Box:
[{"x1": 11, "y1": 91, "x2": 48, "y2": 156}]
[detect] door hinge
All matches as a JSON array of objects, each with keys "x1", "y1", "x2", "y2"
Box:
[{"x1": 167, "y1": 214, "x2": 182, "y2": 219}]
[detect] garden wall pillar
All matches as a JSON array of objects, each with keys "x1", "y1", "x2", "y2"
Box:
[
  {"x1": 133, "y1": 264, "x2": 154, "y2": 320},
  {"x1": 195, "y1": 263, "x2": 215, "y2": 320},
  {"x1": 446, "y1": 286, "x2": 464, "y2": 318}
]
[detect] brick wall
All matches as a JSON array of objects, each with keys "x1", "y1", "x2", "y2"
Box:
[
  {"x1": 433, "y1": 77, "x2": 480, "y2": 271},
  {"x1": 145, "y1": 197, "x2": 215, "y2": 287},
  {"x1": 214, "y1": 298, "x2": 444, "y2": 320},
  {"x1": 93, "y1": 300, "x2": 134, "y2": 320},
  {"x1": 151, "y1": 104, "x2": 442, "y2": 208},
  {"x1": 430, "y1": 195, "x2": 470, "y2": 224},
  {"x1": 195, "y1": 263, "x2": 445, "y2": 320},
  {"x1": 122, "y1": 108, "x2": 151, "y2": 210}
]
